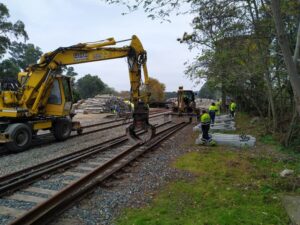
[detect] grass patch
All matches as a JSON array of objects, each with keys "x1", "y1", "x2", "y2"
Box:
[{"x1": 115, "y1": 114, "x2": 300, "y2": 225}]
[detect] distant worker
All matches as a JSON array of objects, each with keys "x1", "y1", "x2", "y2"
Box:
[
  {"x1": 208, "y1": 102, "x2": 218, "y2": 125},
  {"x1": 230, "y1": 100, "x2": 237, "y2": 118},
  {"x1": 216, "y1": 99, "x2": 221, "y2": 115},
  {"x1": 200, "y1": 109, "x2": 211, "y2": 142}
]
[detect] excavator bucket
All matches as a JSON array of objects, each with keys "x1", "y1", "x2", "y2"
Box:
[{"x1": 126, "y1": 102, "x2": 156, "y2": 143}]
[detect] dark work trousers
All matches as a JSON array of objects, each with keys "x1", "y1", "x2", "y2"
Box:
[
  {"x1": 201, "y1": 124, "x2": 210, "y2": 140},
  {"x1": 209, "y1": 111, "x2": 216, "y2": 124},
  {"x1": 230, "y1": 110, "x2": 235, "y2": 118}
]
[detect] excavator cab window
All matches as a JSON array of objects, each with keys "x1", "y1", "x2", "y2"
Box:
[
  {"x1": 62, "y1": 78, "x2": 72, "y2": 102},
  {"x1": 48, "y1": 79, "x2": 62, "y2": 105}
]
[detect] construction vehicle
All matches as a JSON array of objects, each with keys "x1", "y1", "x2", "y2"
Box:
[
  {"x1": 0, "y1": 35, "x2": 155, "y2": 152},
  {"x1": 172, "y1": 86, "x2": 199, "y2": 115}
]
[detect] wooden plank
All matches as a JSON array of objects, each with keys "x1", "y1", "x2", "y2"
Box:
[
  {"x1": 0, "y1": 206, "x2": 26, "y2": 217},
  {"x1": 5, "y1": 193, "x2": 46, "y2": 203},
  {"x1": 23, "y1": 187, "x2": 57, "y2": 196}
]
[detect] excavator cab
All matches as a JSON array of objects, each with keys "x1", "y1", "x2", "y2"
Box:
[{"x1": 45, "y1": 75, "x2": 73, "y2": 117}]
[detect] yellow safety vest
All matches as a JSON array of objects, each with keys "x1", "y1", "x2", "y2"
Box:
[
  {"x1": 209, "y1": 105, "x2": 218, "y2": 112},
  {"x1": 230, "y1": 102, "x2": 237, "y2": 111},
  {"x1": 201, "y1": 113, "x2": 211, "y2": 124}
]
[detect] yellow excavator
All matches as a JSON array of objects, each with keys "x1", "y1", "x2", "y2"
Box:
[{"x1": 0, "y1": 35, "x2": 155, "y2": 152}]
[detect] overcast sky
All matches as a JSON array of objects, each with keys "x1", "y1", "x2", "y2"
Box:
[{"x1": 2, "y1": 0, "x2": 201, "y2": 92}]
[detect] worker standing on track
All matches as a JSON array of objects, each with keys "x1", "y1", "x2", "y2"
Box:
[
  {"x1": 230, "y1": 100, "x2": 237, "y2": 118},
  {"x1": 208, "y1": 102, "x2": 218, "y2": 125},
  {"x1": 200, "y1": 109, "x2": 211, "y2": 142}
]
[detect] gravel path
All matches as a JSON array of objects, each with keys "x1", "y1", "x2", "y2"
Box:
[
  {"x1": 0, "y1": 116, "x2": 166, "y2": 176},
  {"x1": 50, "y1": 124, "x2": 194, "y2": 225}
]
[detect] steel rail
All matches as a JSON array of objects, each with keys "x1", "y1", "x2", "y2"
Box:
[
  {"x1": 9, "y1": 122, "x2": 188, "y2": 225},
  {"x1": 0, "y1": 122, "x2": 171, "y2": 196},
  {"x1": 0, "y1": 111, "x2": 171, "y2": 156}
]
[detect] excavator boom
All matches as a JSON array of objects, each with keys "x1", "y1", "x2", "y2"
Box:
[{"x1": 0, "y1": 35, "x2": 155, "y2": 152}]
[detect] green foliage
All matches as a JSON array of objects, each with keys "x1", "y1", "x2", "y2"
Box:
[
  {"x1": 76, "y1": 74, "x2": 106, "y2": 99},
  {"x1": 0, "y1": 42, "x2": 43, "y2": 79},
  {"x1": 116, "y1": 147, "x2": 299, "y2": 225},
  {"x1": 198, "y1": 82, "x2": 217, "y2": 99},
  {"x1": 0, "y1": 59, "x2": 19, "y2": 78},
  {"x1": 9, "y1": 41, "x2": 42, "y2": 70},
  {"x1": 0, "y1": 3, "x2": 28, "y2": 58},
  {"x1": 65, "y1": 66, "x2": 78, "y2": 77},
  {"x1": 148, "y1": 77, "x2": 166, "y2": 102}
]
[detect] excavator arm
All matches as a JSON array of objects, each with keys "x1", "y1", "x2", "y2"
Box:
[
  {"x1": 20, "y1": 35, "x2": 150, "y2": 115},
  {"x1": 0, "y1": 35, "x2": 155, "y2": 151}
]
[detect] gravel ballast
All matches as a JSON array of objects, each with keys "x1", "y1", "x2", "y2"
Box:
[
  {"x1": 0, "y1": 116, "x2": 165, "y2": 176},
  {"x1": 50, "y1": 123, "x2": 194, "y2": 225}
]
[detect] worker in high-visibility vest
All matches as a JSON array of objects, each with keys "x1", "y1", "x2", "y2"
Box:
[
  {"x1": 208, "y1": 102, "x2": 218, "y2": 125},
  {"x1": 230, "y1": 100, "x2": 237, "y2": 118},
  {"x1": 216, "y1": 99, "x2": 221, "y2": 115},
  {"x1": 200, "y1": 109, "x2": 211, "y2": 141}
]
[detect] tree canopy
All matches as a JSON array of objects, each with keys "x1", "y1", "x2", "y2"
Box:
[
  {"x1": 148, "y1": 77, "x2": 166, "y2": 102},
  {"x1": 0, "y1": 3, "x2": 28, "y2": 58}
]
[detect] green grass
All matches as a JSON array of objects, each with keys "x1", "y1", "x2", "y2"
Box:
[{"x1": 115, "y1": 114, "x2": 300, "y2": 225}]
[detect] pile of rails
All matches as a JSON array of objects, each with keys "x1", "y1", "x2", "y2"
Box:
[{"x1": 73, "y1": 94, "x2": 129, "y2": 114}]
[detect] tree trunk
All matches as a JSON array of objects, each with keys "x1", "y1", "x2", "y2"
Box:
[
  {"x1": 284, "y1": 106, "x2": 298, "y2": 147},
  {"x1": 271, "y1": 0, "x2": 300, "y2": 116}
]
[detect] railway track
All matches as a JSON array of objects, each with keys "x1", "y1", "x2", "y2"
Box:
[
  {"x1": 0, "y1": 111, "x2": 171, "y2": 155},
  {"x1": 0, "y1": 121, "x2": 187, "y2": 225}
]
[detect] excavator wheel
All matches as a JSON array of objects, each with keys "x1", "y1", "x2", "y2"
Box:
[
  {"x1": 52, "y1": 118, "x2": 72, "y2": 141},
  {"x1": 5, "y1": 123, "x2": 32, "y2": 153}
]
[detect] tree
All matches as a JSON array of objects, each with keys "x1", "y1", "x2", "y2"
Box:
[
  {"x1": 9, "y1": 41, "x2": 42, "y2": 70},
  {"x1": 270, "y1": 0, "x2": 300, "y2": 116},
  {"x1": 164, "y1": 91, "x2": 177, "y2": 100},
  {"x1": 76, "y1": 74, "x2": 106, "y2": 99},
  {"x1": 148, "y1": 77, "x2": 166, "y2": 101},
  {"x1": 0, "y1": 3, "x2": 28, "y2": 58},
  {"x1": 198, "y1": 82, "x2": 217, "y2": 99},
  {"x1": 65, "y1": 66, "x2": 78, "y2": 77},
  {"x1": 0, "y1": 42, "x2": 43, "y2": 79},
  {"x1": 0, "y1": 59, "x2": 19, "y2": 78}
]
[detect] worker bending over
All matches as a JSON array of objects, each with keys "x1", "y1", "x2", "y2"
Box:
[
  {"x1": 230, "y1": 100, "x2": 237, "y2": 118},
  {"x1": 208, "y1": 102, "x2": 218, "y2": 125},
  {"x1": 200, "y1": 109, "x2": 211, "y2": 142}
]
